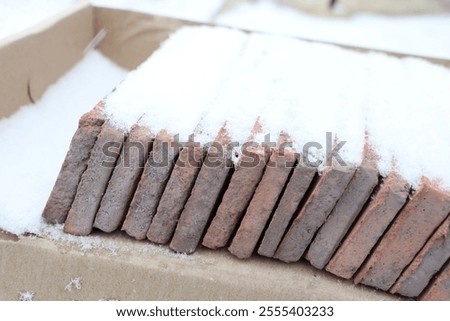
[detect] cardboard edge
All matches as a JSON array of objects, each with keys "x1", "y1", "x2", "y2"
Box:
[
  {"x1": 0, "y1": 232, "x2": 398, "y2": 300},
  {"x1": 0, "y1": 1, "x2": 94, "y2": 118}
]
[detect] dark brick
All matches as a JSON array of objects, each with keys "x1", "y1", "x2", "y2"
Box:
[
  {"x1": 228, "y1": 150, "x2": 297, "y2": 259},
  {"x1": 42, "y1": 101, "x2": 105, "y2": 224},
  {"x1": 121, "y1": 131, "x2": 177, "y2": 240},
  {"x1": 146, "y1": 145, "x2": 203, "y2": 244},
  {"x1": 63, "y1": 121, "x2": 124, "y2": 236},
  {"x1": 202, "y1": 147, "x2": 267, "y2": 250},
  {"x1": 355, "y1": 180, "x2": 450, "y2": 291},
  {"x1": 306, "y1": 166, "x2": 379, "y2": 269},
  {"x1": 93, "y1": 125, "x2": 152, "y2": 233},
  {"x1": 391, "y1": 215, "x2": 450, "y2": 297},
  {"x1": 326, "y1": 174, "x2": 410, "y2": 279},
  {"x1": 274, "y1": 166, "x2": 355, "y2": 263},
  {"x1": 170, "y1": 131, "x2": 232, "y2": 254}
]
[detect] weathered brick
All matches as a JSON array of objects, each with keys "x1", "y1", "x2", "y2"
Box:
[
  {"x1": 202, "y1": 147, "x2": 267, "y2": 250},
  {"x1": 257, "y1": 165, "x2": 316, "y2": 258},
  {"x1": 228, "y1": 150, "x2": 297, "y2": 259},
  {"x1": 170, "y1": 130, "x2": 233, "y2": 254},
  {"x1": 121, "y1": 131, "x2": 177, "y2": 240},
  {"x1": 326, "y1": 174, "x2": 410, "y2": 279},
  {"x1": 421, "y1": 260, "x2": 450, "y2": 301},
  {"x1": 93, "y1": 125, "x2": 153, "y2": 233},
  {"x1": 306, "y1": 166, "x2": 378, "y2": 269},
  {"x1": 42, "y1": 101, "x2": 105, "y2": 224},
  {"x1": 391, "y1": 215, "x2": 450, "y2": 297},
  {"x1": 64, "y1": 121, "x2": 124, "y2": 236},
  {"x1": 274, "y1": 166, "x2": 355, "y2": 263},
  {"x1": 146, "y1": 145, "x2": 203, "y2": 244},
  {"x1": 355, "y1": 179, "x2": 450, "y2": 291}
]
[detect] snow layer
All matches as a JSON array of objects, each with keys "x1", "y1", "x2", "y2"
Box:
[
  {"x1": 0, "y1": 0, "x2": 77, "y2": 40},
  {"x1": 106, "y1": 25, "x2": 450, "y2": 189},
  {"x1": 90, "y1": 0, "x2": 225, "y2": 23},
  {"x1": 216, "y1": 1, "x2": 450, "y2": 60},
  {"x1": 0, "y1": 51, "x2": 127, "y2": 235}
]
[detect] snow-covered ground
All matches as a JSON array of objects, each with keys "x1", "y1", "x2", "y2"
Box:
[
  {"x1": 216, "y1": 1, "x2": 450, "y2": 59},
  {"x1": 91, "y1": 0, "x2": 226, "y2": 23},
  {"x1": 0, "y1": 0, "x2": 78, "y2": 40},
  {"x1": 1, "y1": 0, "x2": 450, "y2": 59},
  {"x1": 0, "y1": 51, "x2": 127, "y2": 235}
]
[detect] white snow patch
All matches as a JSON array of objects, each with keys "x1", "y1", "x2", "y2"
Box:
[
  {"x1": 0, "y1": 0, "x2": 77, "y2": 40},
  {"x1": 106, "y1": 25, "x2": 450, "y2": 189},
  {"x1": 19, "y1": 291, "x2": 34, "y2": 301},
  {"x1": 90, "y1": 0, "x2": 225, "y2": 23},
  {"x1": 0, "y1": 51, "x2": 127, "y2": 235},
  {"x1": 65, "y1": 277, "x2": 82, "y2": 292},
  {"x1": 216, "y1": 1, "x2": 450, "y2": 60}
]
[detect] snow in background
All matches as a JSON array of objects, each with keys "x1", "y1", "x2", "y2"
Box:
[
  {"x1": 216, "y1": 1, "x2": 450, "y2": 60},
  {"x1": 0, "y1": 0, "x2": 78, "y2": 40},
  {"x1": 0, "y1": 51, "x2": 127, "y2": 235},
  {"x1": 90, "y1": 0, "x2": 226, "y2": 23},
  {"x1": 1, "y1": 0, "x2": 450, "y2": 60}
]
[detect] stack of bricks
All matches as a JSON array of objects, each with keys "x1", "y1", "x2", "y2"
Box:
[{"x1": 43, "y1": 101, "x2": 450, "y2": 300}]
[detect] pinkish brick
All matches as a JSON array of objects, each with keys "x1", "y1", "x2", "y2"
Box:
[
  {"x1": 146, "y1": 145, "x2": 203, "y2": 245},
  {"x1": 326, "y1": 174, "x2": 410, "y2": 279},
  {"x1": 354, "y1": 179, "x2": 450, "y2": 291},
  {"x1": 391, "y1": 215, "x2": 450, "y2": 297},
  {"x1": 228, "y1": 150, "x2": 297, "y2": 259},
  {"x1": 42, "y1": 101, "x2": 105, "y2": 224},
  {"x1": 202, "y1": 148, "x2": 267, "y2": 250},
  {"x1": 121, "y1": 131, "x2": 177, "y2": 240},
  {"x1": 170, "y1": 130, "x2": 232, "y2": 254},
  {"x1": 421, "y1": 260, "x2": 450, "y2": 301},
  {"x1": 257, "y1": 165, "x2": 316, "y2": 258},
  {"x1": 93, "y1": 125, "x2": 153, "y2": 233},
  {"x1": 305, "y1": 166, "x2": 379, "y2": 269},
  {"x1": 64, "y1": 121, "x2": 124, "y2": 236},
  {"x1": 274, "y1": 166, "x2": 355, "y2": 263}
]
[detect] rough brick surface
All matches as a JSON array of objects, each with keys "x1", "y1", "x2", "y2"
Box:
[
  {"x1": 93, "y1": 125, "x2": 152, "y2": 233},
  {"x1": 202, "y1": 148, "x2": 267, "y2": 250},
  {"x1": 326, "y1": 174, "x2": 410, "y2": 279},
  {"x1": 63, "y1": 122, "x2": 124, "y2": 236},
  {"x1": 170, "y1": 132, "x2": 232, "y2": 254},
  {"x1": 274, "y1": 166, "x2": 355, "y2": 263},
  {"x1": 42, "y1": 102, "x2": 105, "y2": 224},
  {"x1": 421, "y1": 261, "x2": 450, "y2": 301},
  {"x1": 391, "y1": 215, "x2": 450, "y2": 297},
  {"x1": 257, "y1": 165, "x2": 316, "y2": 258},
  {"x1": 306, "y1": 166, "x2": 379, "y2": 269},
  {"x1": 146, "y1": 145, "x2": 203, "y2": 244},
  {"x1": 121, "y1": 132, "x2": 177, "y2": 240},
  {"x1": 354, "y1": 179, "x2": 450, "y2": 291},
  {"x1": 228, "y1": 151, "x2": 296, "y2": 259}
]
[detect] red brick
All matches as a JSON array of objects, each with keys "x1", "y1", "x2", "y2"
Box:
[
  {"x1": 146, "y1": 145, "x2": 203, "y2": 244},
  {"x1": 202, "y1": 147, "x2": 267, "y2": 250},
  {"x1": 354, "y1": 179, "x2": 450, "y2": 291},
  {"x1": 121, "y1": 131, "x2": 177, "y2": 240},
  {"x1": 93, "y1": 125, "x2": 152, "y2": 233},
  {"x1": 170, "y1": 130, "x2": 232, "y2": 254},
  {"x1": 228, "y1": 150, "x2": 296, "y2": 259},
  {"x1": 42, "y1": 101, "x2": 105, "y2": 224},
  {"x1": 63, "y1": 121, "x2": 124, "y2": 236},
  {"x1": 257, "y1": 165, "x2": 316, "y2": 258},
  {"x1": 305, "y1": 166, "x2": 379, "y2": 269},
  {"x1": 421, "y1": 261, "x2": 450, "y2": 301},
  {"x1": 391, "y1": 215, "x2": 450, "y2": 297},
  {"x1": 326, "y1": 174, "x2": 410, "y2": 279},
  {"x1": 273, "y1": 166, "x2": 355, "y2": 263}
]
